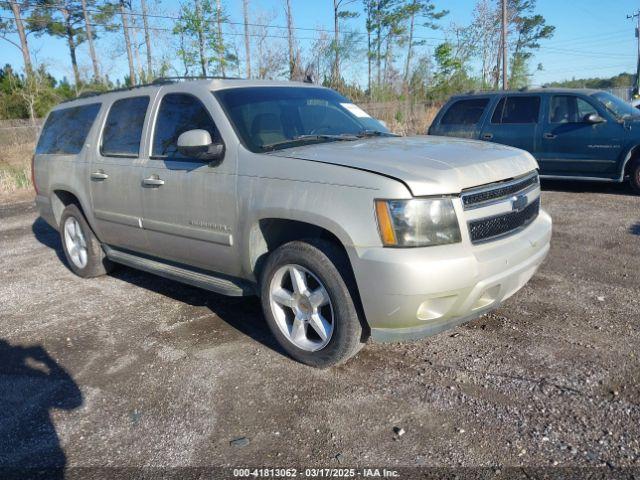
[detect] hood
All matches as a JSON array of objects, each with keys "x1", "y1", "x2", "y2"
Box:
[{"x1": 268, "y1": 135, "x2": 539, "y2": 196}]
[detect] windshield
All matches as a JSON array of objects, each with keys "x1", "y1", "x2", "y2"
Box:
[
  {"x1": 591, "y1": 92, "x2": 640, "y2": 119},
  {"x1": 214, "y1": 87, "x2": 390, "y2": 152}
]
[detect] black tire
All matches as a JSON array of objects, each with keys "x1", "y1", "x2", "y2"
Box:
[
  {"x1": 630, "y1": 160, "x2": 640, "y2": 194},
  {"x1": 59, "y1": 204, "x2": 114, "y2": 278},
  {"x1": 259, "y1": 239, "x2": 367, "y2": 368}
]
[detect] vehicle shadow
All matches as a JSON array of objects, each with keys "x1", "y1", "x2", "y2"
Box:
[
  {"x1": 31, "y1": 217, "x2": 66, "y2": 264},
  {"x1": 540, "y1": 179, "x2": 635, "y2": 196},
  {"x1": 0, "y1": 340, "x2": 82, "y2": 480},
  {"x1": 31, "y1": 219, "x2": 284, "y2": 358},
  {"x1": 109, "y1": 267, "x2": 283, "y2": 353}
]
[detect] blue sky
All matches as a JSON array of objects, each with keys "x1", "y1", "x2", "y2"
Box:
[{"x1": 3, "y1": 0, "x2": 639, "y2": 86}]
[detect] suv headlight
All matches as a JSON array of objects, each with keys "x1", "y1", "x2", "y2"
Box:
[{"x1": 375, "y1": 198, "x2": 461, "y2": 247}]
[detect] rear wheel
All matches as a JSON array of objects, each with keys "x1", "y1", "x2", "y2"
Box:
[
  {"x1": 260, "y1": 239, "x2": 365, "y2": 368},
  {"x1": 630, "y1": 161, "x2": 640, "y2": 194},
  {"x1": 60, "y1": 204, "x2": 114, "y2": 278}
]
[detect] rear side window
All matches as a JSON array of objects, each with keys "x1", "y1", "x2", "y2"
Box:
[
  {"x1": 440, "y1": 98, "x2": 489, "y2": 125},
  {"x1": 101, "y1": 96, "x2": 150, "y2": 157},
  {"x1": 491, "y1": 96, "x2": 540, "y2": 124},
  {"x1": 36, "y1": 103, "x2": 101, "y2": 154},
  {"x1": 152, "y1": 93, "x2": 218, "y2": 159}
]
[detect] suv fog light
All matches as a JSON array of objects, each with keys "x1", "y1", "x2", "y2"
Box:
[
  {"x1": 472, "y1": 285, "x2": 501, "y2": 311},
  {"x1": 417, "y1": 295, "x2": 458, "y2": 321}
]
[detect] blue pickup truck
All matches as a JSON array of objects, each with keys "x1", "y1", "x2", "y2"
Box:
[{"x1": 428, "y1": 88, "x2": 640, "y2": 193}]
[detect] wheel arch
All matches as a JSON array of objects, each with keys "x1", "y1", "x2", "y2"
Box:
[
  {"x1": 621, "y1": 145, "x2": 640, "y2": 180},
  {"x1": 51, "y1": 189, "x2": 86, "y2": 226},
  {"x1": 248, "y1": 217, "x2": 354, "y2": 283},
  {"x1": 249, "y1": 217, "x2": 371, "y2": 338}
]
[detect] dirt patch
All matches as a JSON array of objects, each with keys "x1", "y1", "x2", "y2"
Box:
[{"x1": 0, "y1": 185, "x2": 639, "y2": 474}]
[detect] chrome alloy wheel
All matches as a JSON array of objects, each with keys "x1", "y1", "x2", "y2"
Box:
[
  {"x1": 268, "y1": 264, "x2": 334, "y2": 352},
  {"x1": 63, "y1": 216, "x2": 88, "y2": 269}
]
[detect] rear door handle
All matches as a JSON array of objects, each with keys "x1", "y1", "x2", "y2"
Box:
[
  {"x1": 482, "y1": 133, "x2": 493, "y2": 140},
  {"x1": 90, "y1": 171, "x2": 109, "y2": 181},
  {"x1": 142, "y1": 176, "x2": 165, "y2": 187},
  {"x1": 543, "y1": 133, "x2": 557, "y2": 139}
]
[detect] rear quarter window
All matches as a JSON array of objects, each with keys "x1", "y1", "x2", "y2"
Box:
[
  {"x1": 36, "y1": 103, "x2": 101, "y2": 154},
  {"x1": 440, "y1": 98, "x2": 489, "y2": 125}
]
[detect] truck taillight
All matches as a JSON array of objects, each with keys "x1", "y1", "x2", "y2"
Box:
[{"x1": 31, "y1": 154, "x2": 38, "y2": 194}]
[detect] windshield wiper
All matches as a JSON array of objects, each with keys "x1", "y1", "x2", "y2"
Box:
[
  {"x1": 357, "y1": 129, "x2": 400, "y2": 138},
  {"x1": 260, "y1": 134, "x2": 359, "y2": 151}
]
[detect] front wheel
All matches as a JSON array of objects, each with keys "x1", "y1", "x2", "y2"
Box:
[
  {"x1": 630, "y1": 161, "x2": 640, "y2": 194},
  {"x1": 260, "y1": 240, "x2": 366, "y2": 368}
]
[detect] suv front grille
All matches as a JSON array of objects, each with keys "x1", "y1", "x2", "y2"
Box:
[
  {"x1": 469, "y1": 198, "x2": 540, "y2": 243},
  {"x1": 462, "y1": 172, "x2": 539, "y2": 210}
]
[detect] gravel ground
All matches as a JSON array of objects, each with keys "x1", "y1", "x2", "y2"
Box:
[{"x1": 0, "y1": 182, "x2": 639, "y2": 479}]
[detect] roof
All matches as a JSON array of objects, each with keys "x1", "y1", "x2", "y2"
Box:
[
  {"x1": 56, "y1": 77, "x2": 321, "y2": 109},
  {"x1": 450, "y1": 87, "x2": 602, "y2": 98}
]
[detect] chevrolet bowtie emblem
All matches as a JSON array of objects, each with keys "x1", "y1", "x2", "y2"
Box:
[{"x1": 511, "y1": 194, "x2": 528, "y2": 213}]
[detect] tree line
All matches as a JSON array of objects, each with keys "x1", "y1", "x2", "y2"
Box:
[{"x1": 0, "y1": 0, "x2": 556, "y2": 120}]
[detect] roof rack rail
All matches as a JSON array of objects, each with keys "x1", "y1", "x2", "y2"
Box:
[
  {"x1": 59, "y1": 76, "x2": 244, "y2": 104},
  {"x1": 60, "y1": 81, "x2": 158, "y2": 103},
  {"x1": 76, "y1": 91, "x2": 102, "y2": 99},
  {"x1": 152, "y1": 75, "x2": 243, "y2": 83}
]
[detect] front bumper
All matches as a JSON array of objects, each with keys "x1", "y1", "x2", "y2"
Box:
[{"x1": 350, "y1": 210, "x2": 552, "y2": 342}]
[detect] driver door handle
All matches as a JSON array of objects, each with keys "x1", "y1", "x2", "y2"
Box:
[
  {"x1": 90, "y1": 170, "x2": 109, "y2": 181},
  {"x1": 482, "y1": 133, "x2": 493, "y2": 140},
  {"x1": 142, "y1": 176, "x2": 165, "y2": 187},
  {"x1": 543, "y1": 133, "x2": 557, "y2": 139}
]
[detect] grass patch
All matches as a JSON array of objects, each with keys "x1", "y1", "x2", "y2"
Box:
[
  {"x1": 0, "y1": 164, "x2": 32, "y2": 194},
  {"x1": 0, "y1": 140, "x2": 35, "y2": 196}
]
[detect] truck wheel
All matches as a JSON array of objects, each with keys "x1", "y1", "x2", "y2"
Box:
[
  {"x1": 260, "y1": 239, "x2": 366, "y2": 368},
  {"x1": 59, "y1": 204, "x2": 114, "y2": 278},
  {"x1": 630, "y1": 161, "x2": 640, "y2": 194}
]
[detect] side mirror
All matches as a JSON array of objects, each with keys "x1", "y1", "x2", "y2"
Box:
[
  {"x1": 584, "y1": 113, "x2": 605, "y2": 124},
  {"x1": 177, "y1": 129, "x2": 225, "y2": 163}
]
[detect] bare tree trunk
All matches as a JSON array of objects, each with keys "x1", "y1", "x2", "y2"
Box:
[
  {"x1": 331, "y1": 0, "x2": 339, "y2": 86},
  {"x1": 140, "y1": 0, "x2": 153, "y2": 79},
  {"x1": 216, "y1": 0, "x2": 225, "y2": 77},
  {"x1": 383, "y1": 33, "x2": 392, "y2": 84},
  {"x1": 80, "y1": 0, "x2": 99, "y2": 82},
  {"x1": 256, "y1": 26, "x2": 264, "y2": 79},
  {"x1": 501, "y1": 0, "x2": 508, "y2": 90},
  {"x1": 131, "y1": 20, "x2": 144, "y2": 82},
  {"x1": 120, "y1": 0, "x2": 136, "y2": 85},
  {"x1": 179, "y1": 30, "x2": 190, "y2": 76},
  {"x1": 375, "y1": 21, "x2": 381, "y2": 88},
  {"x1": 402, "y1": 11, "x2": 415, "y2": 97},
  {"x1": 367, "y1": 31, "x2": 372, "y2": 94},
  {"x1": 242, "y1": 0, "x2": 251, "y2": 78},
  {"x1": 285, "y1": 0, "x2": 297, "y2": 79},
  {"x1": 8, "y1": 1, "x2": 33, "y2": 76},
  {"x1": 195, "y1": 0, "x2": 208, "y2": 76},
  {"x1": 494, "y1": 41, "x2": 501, "y2": 89},
  {"x1": 60, "y1": 8, "x2": 81, "y2": 87}
]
